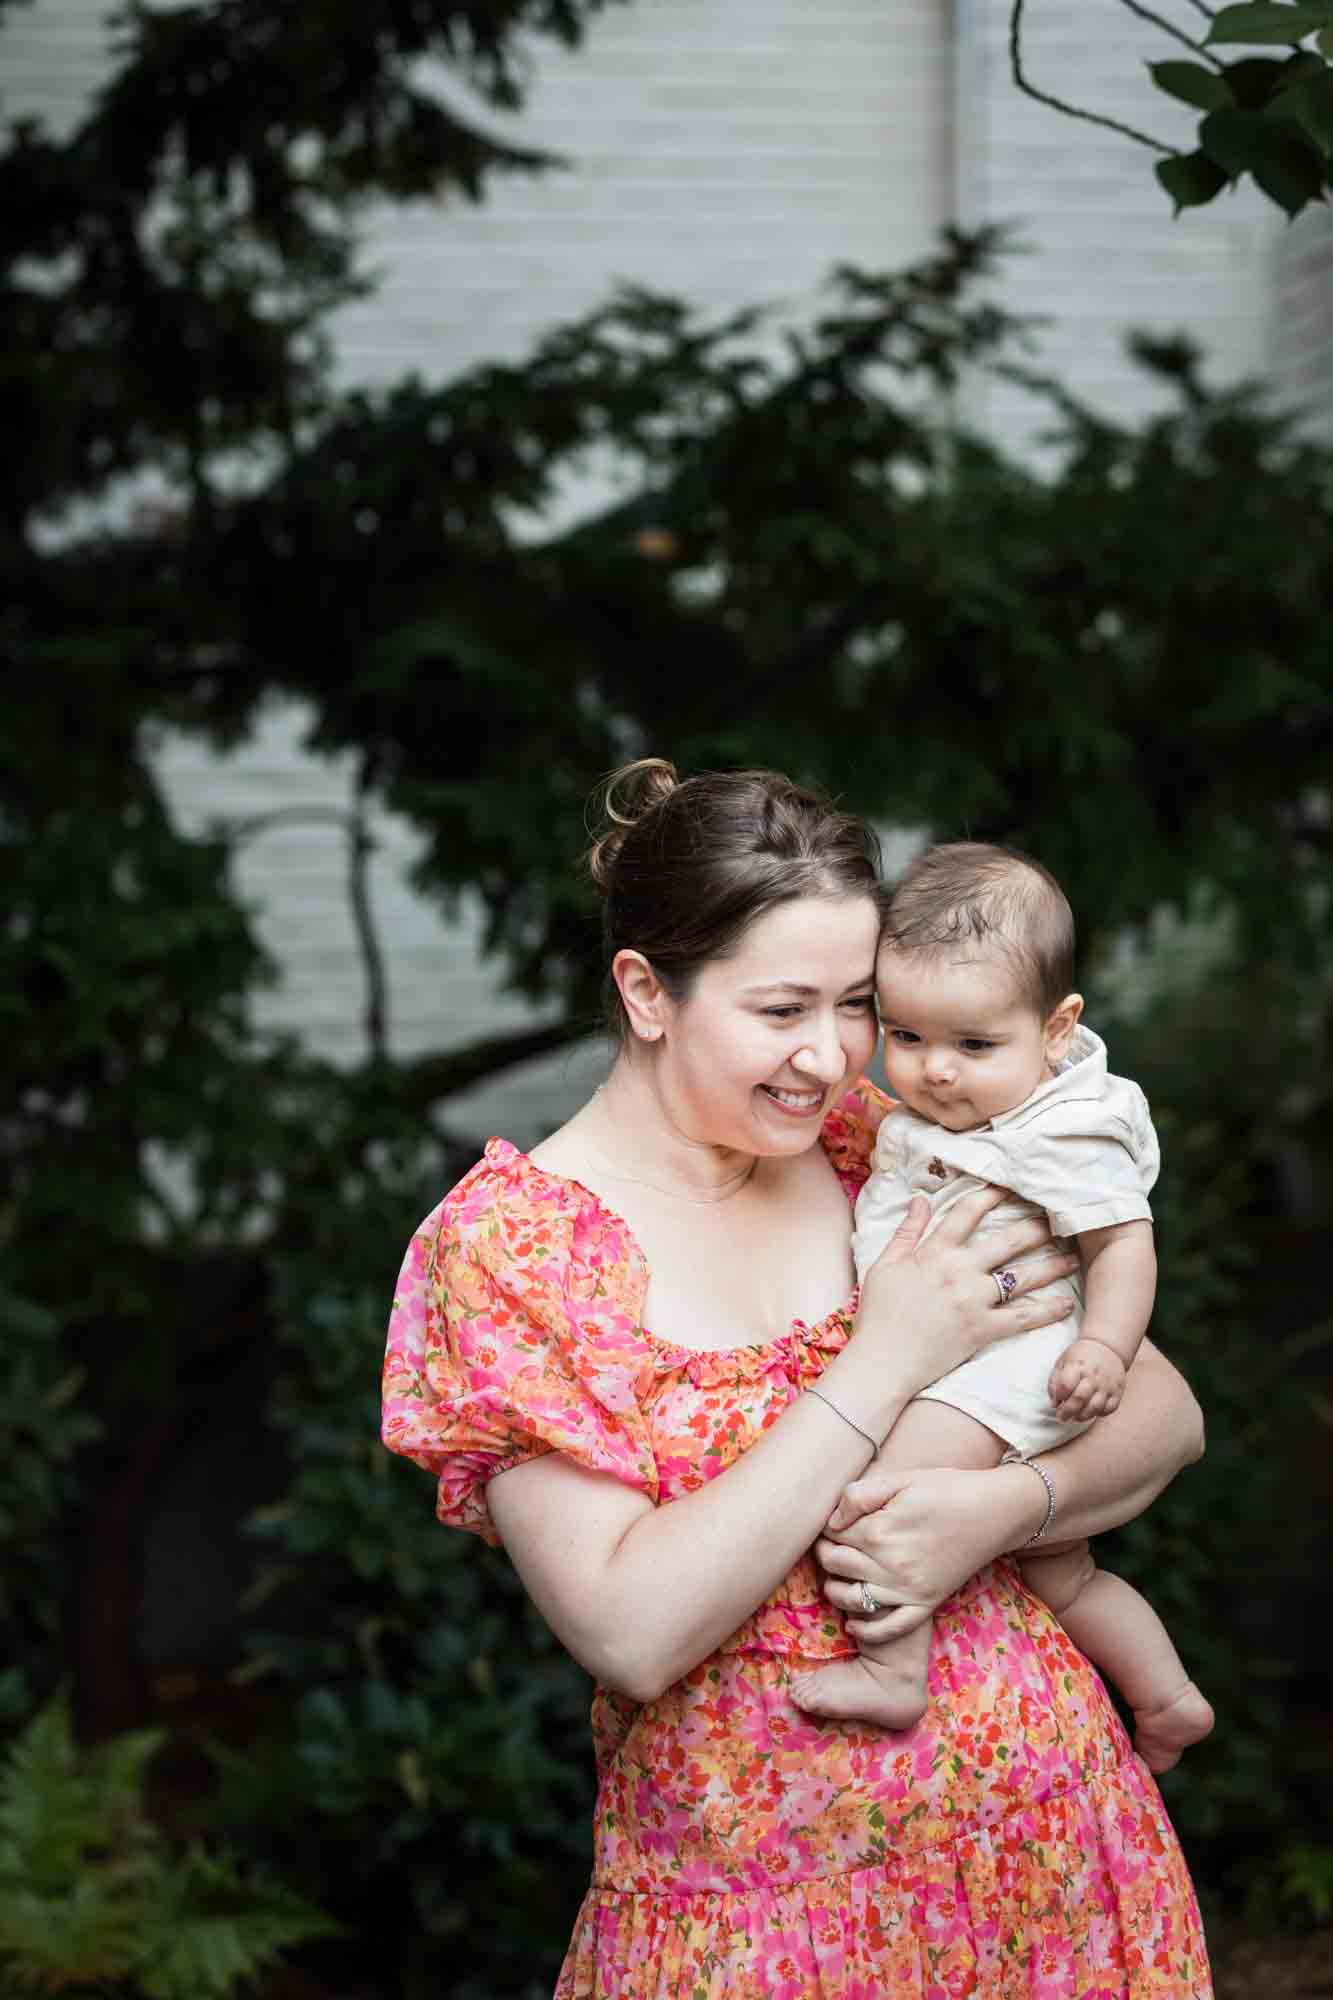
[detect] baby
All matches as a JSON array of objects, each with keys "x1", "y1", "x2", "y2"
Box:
[{"x1": 791, "y1": 841, "x2": 1214, "y2": 1774}]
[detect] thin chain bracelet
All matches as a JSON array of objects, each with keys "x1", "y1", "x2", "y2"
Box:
[
  {"x1": 807, "y1": 1386, "x2": 880, "y2": 1469},
  {"x1": 1001, "y1": 1447, "x2": 1057, "y2": 1546}
]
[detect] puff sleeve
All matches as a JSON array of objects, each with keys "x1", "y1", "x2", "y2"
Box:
[{"x1": 380, "y1": 1141, "x2": 659, "y2": 1545}]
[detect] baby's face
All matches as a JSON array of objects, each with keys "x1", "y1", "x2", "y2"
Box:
[{"x1": 876, "y1": 948, "x2": 1058, "y2": 1132}]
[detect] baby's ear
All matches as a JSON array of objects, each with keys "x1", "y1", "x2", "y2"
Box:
[{"x1": 1044, "y1": 992, "x2": 1084, "y2": 1063}]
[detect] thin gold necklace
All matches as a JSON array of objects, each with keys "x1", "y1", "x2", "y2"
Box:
[{"x1": 584, "y1": 1140, "x2": 758, "y2": 1207}]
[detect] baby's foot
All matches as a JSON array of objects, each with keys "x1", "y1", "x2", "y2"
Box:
[
  {"x1": 790, "y1": 1656, "x2": 928, "y2": 1731},
  {"x1": 1133, "y1": 1682, "x2": 1215, "y2": 1774}
]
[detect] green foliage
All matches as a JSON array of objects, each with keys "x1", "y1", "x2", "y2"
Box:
[
  {"x1": 1274, "y1": 1841, "x2": 1333, "y2": 1922},
  {"x1": 0, "y1": 1293, "x2": 100, "y2": 1715},
  {"x1": 1154, "y1": 39, "x2": 1333, "y2": 215},
  {"x1": 1009, "y1": 0, "x2": 1333, "y2": 217},
  {"x1": 0, "y1": 1695, "x2": 338, "y2": 1996}
]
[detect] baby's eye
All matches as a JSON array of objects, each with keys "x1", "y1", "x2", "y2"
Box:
[
  {"x1": 889, "y1": 1028, "x2": 920, "y2": 1045},
  {"x1": 960, "y1": 1038, "x2": 996, "y2": 1055}
]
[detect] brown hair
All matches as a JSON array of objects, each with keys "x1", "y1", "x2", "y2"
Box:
[
  {"x1": 587, "y1": 758, "x2": 881, "y2": 1040},
  {"x1": 879, "y1": 841, "x2": 1075, "y2": 1017}
]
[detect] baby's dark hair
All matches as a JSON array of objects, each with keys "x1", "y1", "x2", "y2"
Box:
[
  {"x1": 879, "y1": 841, "x2": 1075, "y2": 1018},
  {"x1": 586, "y1": 757, "x2": 881, "y2": 1041}
]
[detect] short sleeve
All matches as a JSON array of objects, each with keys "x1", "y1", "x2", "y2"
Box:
[
  {"x1": 1002, "y1": 1080, "x2": 1160, "y2": 1239},
  {"x1": 380, "y1": 1143, "x2": 659, "y2": 1545}
]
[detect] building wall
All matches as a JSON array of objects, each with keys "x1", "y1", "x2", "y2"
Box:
[
  {"x1": 4, "y1": 0, "x2": 952, "y2": 1146},
  {"x1": 953, "y1": 0, "x2": 1280, "y2": 451},
  {"x1": 9, "y1": 0, "x2": 1325, "y2": 1146},
  {"x1": 1272, "y1": 206, "x2": 1333, "y2": 443},
  {"x1": 334, "y1": 0, "x2": 955, "y2": 389}
]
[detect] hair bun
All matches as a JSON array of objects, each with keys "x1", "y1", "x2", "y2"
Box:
[{"x1": 586, "y1": 757, "x2": 679, "y2": 891}]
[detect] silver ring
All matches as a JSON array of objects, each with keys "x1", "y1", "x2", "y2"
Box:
[
  {"x1": 992, "y1": 1266, "x2": 1018, "y2": 1306},
  {"x1": 858, "y1": 1580, "x2": 880, "y2": 1617}
]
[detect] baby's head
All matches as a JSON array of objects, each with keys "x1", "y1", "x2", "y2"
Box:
[{"x1": 876, "y1": 843, "x2": 1083, "y2": 1133}]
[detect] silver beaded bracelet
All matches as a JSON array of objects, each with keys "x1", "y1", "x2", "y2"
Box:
[{"x1": 1000, "y1": 1448, "x2": 1057, "y2": 1547}]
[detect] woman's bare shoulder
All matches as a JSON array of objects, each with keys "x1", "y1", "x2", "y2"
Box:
[{"x1": 528, "y1": 1104, "x2": 600, "y2": 1182}]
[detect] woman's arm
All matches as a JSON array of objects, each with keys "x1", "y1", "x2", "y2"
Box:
[
  {"x1": 812, "y1": 1338, "x2": 1204, "y2": 1637},
  {"x1": 488, "y1": 1193, "x2": 1078, "y2": 1702}
]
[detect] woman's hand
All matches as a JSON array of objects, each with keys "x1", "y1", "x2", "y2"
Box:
[
  {"x1": 812, "y1": 1462, "x2": 1038, "y2": 1642},
  {"x1": 845, "y1": 1185, "x2": 1080, "y2": 1398}
]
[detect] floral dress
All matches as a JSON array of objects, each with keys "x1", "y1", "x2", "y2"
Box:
[{"x1": 381, "y1": 1082, "x2": 1212, "y2": 2000}]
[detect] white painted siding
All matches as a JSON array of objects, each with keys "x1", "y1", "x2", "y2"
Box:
[
  {"x1": 11, "y1": 0, "x2": 1325, "y2": 1146},
  {"x1": 148, "y1": 703, "x2": 611, "y2": 1146},
  {"x1": 953, "y1": 0, "x2": 1280, "y2": 451},
  {"x1": 333, "y1": 0, "x2": 954, "y2": 388},
  {"x1": 1272, "y1": 206, "x2": 1333, "y2": 443},
  {"x1": 0, "y1": 0, "x2": 114, "y2": 136},
  {"x1": 5, "y1": 0, "x2": 953, "y2": 1146}
]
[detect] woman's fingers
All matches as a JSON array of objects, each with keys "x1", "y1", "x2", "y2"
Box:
[
  {"x1": 870, "y1": 1193, "x2": 931, "y2": 1267},
  {"x1": 927, "y1": 1182, "x2": 1009, "y2": 1244},
  {"x1": 847, "y1": 1604, "x2": 933, "y2": 1642},
  {"x1": 1002, "y1": 1248, "x2": 1080, "y2": 1298},
  {"x1": 824, "y1": 1468, "x2": 911, "y2": 1536},
  {"x1": 821, "y1": 1574, "x2": 932, "y2": 1639},
  {"x1": 813, "y1": 1535, "x2": 866, "y2": 1578},
  {"x1": 968, "y1": 1213, "x2": 1059, "y2": 1270},
  {"x1": 994, "y1": 1289, "x2": 1076, "y2": 1337}
]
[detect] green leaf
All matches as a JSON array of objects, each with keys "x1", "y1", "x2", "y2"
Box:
[
  {"x1": 1222, "y1": 53, "x2": 1294, "y2": 104},
  {"x1": 1155, "y1": 148, "x2": 1231, "y2": 210},
  {"x1": 1274, "y1": 66, "x2": 1333, "y2": 149},
  {"x1": 1200, "y1": 101, "x2": 1329, "y2": 206},
  {"x1": 1320, "y1": 23, "x2": 1333, "y2": 52},
  {"x1": 1226, "y1": 48, "x2": 1329, "y2": 104},
  {"x1": 1149, "y1": 60, "x2": 1233, "y2": 110},
  {"x1": 1206, "y1": 2, "x2": 1333, "y2": 44}
]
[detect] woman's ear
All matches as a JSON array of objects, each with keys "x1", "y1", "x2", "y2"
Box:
[
  {"x1": 1043, "y1": 992, "x2": 1084, "y2": 1065},
  {"x1": 611, "y1": 949, "x2": 669, "y2": 1044}
]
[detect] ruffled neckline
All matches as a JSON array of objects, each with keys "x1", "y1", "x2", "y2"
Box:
[{"x1": 478, "y1": 1083, "x2": 881, "y2": 1381}]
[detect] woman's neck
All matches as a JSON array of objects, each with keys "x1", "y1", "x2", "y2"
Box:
[{"x1": 581, "y1": 1056, "x2": 760, "y2": 1205}]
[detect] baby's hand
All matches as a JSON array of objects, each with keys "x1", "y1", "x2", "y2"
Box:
[{"x1": 1048, "y1": 1338, "x2": 1126, "y2": 1421}]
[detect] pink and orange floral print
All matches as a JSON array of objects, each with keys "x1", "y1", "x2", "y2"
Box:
[{"x1": 382, "y1": 1083, "x2": 1211, "y2": 1999}]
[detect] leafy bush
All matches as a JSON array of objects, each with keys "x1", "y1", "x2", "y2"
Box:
[
  {"x1": 0, "y1": 1293, "x2": 101, "y2": 1721},
  {"x1": 0, "y1": 1695, "x2": 338, "y2": 1998}
]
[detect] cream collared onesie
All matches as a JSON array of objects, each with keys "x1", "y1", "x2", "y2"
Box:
[{"x1": 851, "y1": 1024, "x2": 1159, "y2": 1455}]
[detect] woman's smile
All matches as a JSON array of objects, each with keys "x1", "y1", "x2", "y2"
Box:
[{"x1": 760, "y1": 1084, "x2": 828, "y2": 1117}]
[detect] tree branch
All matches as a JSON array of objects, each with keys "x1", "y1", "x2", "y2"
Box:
[
  {"x1": 401, "y1": 1018, "x2": 595, "y2": 1104},
  {"x1": 228, "y1": 797, "x2": 390, "y2": 1062},
  {"x1": 348, "y1": 760, "x2": 389, "y2": 1065},
  {"x1": 1116, "y1": 0, "x2": 1223, "y2": 62},
  {"x1": 1009, "y1": 0, "x2": 1177, "y2": 152}
]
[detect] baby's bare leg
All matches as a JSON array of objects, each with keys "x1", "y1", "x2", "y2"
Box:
[
  {"x1": 1020, "y1": 1543, "x2": 1214, "y2": 1774},
  {"x1": 791, "y1": 1400, "x2": 1002, "y2": 1728}
]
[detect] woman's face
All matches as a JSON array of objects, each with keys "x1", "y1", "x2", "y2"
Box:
[{"x1": 655, "y1": 894, "x2": 881, "y2": 1156}]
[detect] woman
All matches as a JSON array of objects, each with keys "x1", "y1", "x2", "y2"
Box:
[{"x1": 382, "y1": 760, "x2": 1210, "y2": 1998}]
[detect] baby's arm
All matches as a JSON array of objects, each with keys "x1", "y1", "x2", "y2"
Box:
[{"x1": 1049, "y1": 1219, "x2": 1156, "y2": 1421}]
